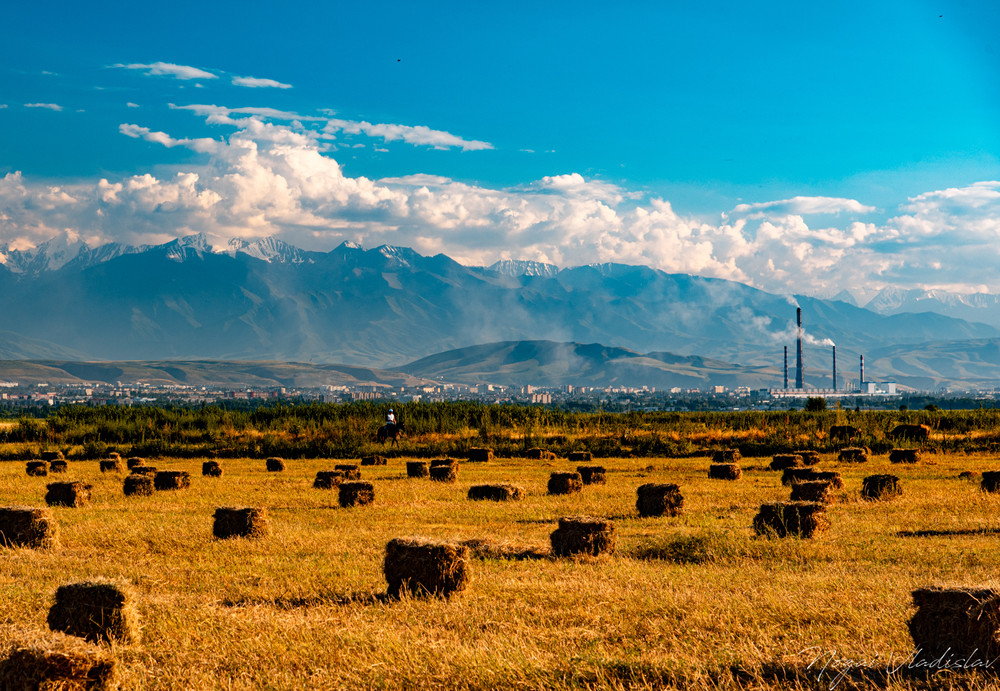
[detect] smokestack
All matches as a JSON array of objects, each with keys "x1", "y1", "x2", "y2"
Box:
[
  {"x1": 832, "y1": 345, "x2": 837, "y2": 392},
  {"x1": 795, "y1": 307, "x2": 803, "y2": 389},
  {"x1": 860, "y1": 354, "x2": 865, "y2": 386},
  {"x1": 784, "y1": 346, "x2": 788, "y2": 390}
]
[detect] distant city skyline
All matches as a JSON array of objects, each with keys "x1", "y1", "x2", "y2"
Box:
[{"x1": 3, "y1": 1, "x2": 1000, "y2": 297}]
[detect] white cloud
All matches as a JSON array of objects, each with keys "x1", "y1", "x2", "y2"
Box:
[
  {"x1": 324, "y1": 119, "x2": 493, "y2": 151},
  {"x1": 24, "y1": 103, "x2": 63, "y2": 111},
  {"x1": 730, "y1": 196, "x2": 875, "y2": 217},
  {"x1": 0, "y1": 104, "x2": 7, "y2": 109},
  {"x1": 119, "y1": 123, "x2": 220, "y2": 154},
  {"x1": 126, "y1": 102, "x2": 140, "y2": 108},
  {"x1": 114, "y1": 62, "x2": 217, "y2": 80},
  {"x1": 169, "y1": 103, "x2": 323, "y2": 124},
  {"x1": 232, "y1": 76, "x2": 292, "y2": 89}
]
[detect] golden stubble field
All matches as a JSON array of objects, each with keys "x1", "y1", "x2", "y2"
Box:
[{"x1": 3, "y1": 451, "x2": 1000, "y2": 690}]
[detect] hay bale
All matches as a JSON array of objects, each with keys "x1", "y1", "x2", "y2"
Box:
[
  {"x1": 429, "y1": 464, "x2": 457, "y2": 482},
  {"x1": 126, "y1": 457, "x2": 144, "y2": 469},
  {"x1": 577, "y1": 465, "x2": 606, "y2": 485},
  {"x1": 525, "y1": 447, "x2": 557, "y2": 460},
  {"x1": 99, "y1": 459, "x2": 124, "y2": 473},
  {"x1": 467, "y1": 447, "x2": 493, "y2": 463},
  {"x1": 0, "y1": 506, "x2": 58, "y2": 548},
  {"x1": 781, "y1": 467, "x2": 817, "y2": 486},
  {"x1": 361, "y1": 455, "x2": 387, "y2": 466},
  {"x1": 106, "y1": 452, "x2": 121, "y2": 461},
  {"x1": 810, "y1": 470, "x2": 844, "y2": 489},
  {"x1": 47, "y1": 580, "x2": 139, "y2": 643},
  {"x1": 129, "y1": 465, "x2": 157, "y2": 476},
  {"x1": 790, "y1": 480, "x2": 834, "y2": 503},
  {"x1": 713, "y1": 449, "x2": 741, "y2": 463},
  {"x1": 213, "y1": 507, "x2": 270, "y2": 539},
  {"x1": 313, "y1": 470, "x2": 344, "y2": 489},
  {"x1": 339, "y1": 481, "x2": 375, "y2": 508},
  {"x1": 838, "y1": 447, "x2": 869, "y2": 463},
  {"x1": 202, "y1": 460, "x2": 223, "y2": 477},
  {"x1": 123, "y1": 474, "x2": 154, "y2": 497},
  {"x1": 547, "y1": 471, "x2": 582, "y2": 495},
  {"x1": 153, "y1": 471, "x2": 190, "y2": 491},
  {"x1": 49, "y1": 460, "x2": 68, "y2": 474},
  {"x1": 40, "y1": 451, "x2": 64, "y2": 462},
  {"x1": 708, "y1": 463, "x2": 742, "y2": 480},
  {"x1": 335, "y1": 464, "x2": 361, "y2": 480},
  {"x1": 384, "y1": 537, "x2": 470, "y2": 598},
  {"x1": 770, "y1": 454, "x2": 804, "y2": 470},
  {"x1": 793, "y1": 450, "x2": 821, "y2": 465},
  {"x1": 550, "y1": 516, "x2": 616, "y2": 556},
  {"x1": 26, "y1": 461, "x2": 48, "y2": 477},
  {"x1": 0, "y1": 638, "x2": 117, "y2": 690},
  {"x1": 909, "y1": 587, "x2": 1000, "y2": 662},
  {"x1": 753, "y1": 501, "x2": 828, "y2": 538},
  {"x1": 636, "y1": 483, "x2": 684, "y2": 517},
  {"x1": 430, "y1": 458, "x2": 458, "y2": 468},
  {"x1": 407, "y1": 461, "x2": 429, "y2": 478},
  {"x1": 982, "y1": 471, "x2": 1000, "y2": 493},
  {"x1": 861, "y1": 474, "x2": 902, "y2": 500},
  {"x1": 45, "y1": 482, "x2": 91, "y2": 508},
  {"x1": 467, "y1": 483, "x2": 524, "y2": 501},
  {"x1": 265, "y1": 457, "x2": 285, "y2": 472},
  {"x1": 889, "y1": 449, "x2": 921, "y2": 464},
  {"x1": 568, "y1": 451, "x2": 593, "y2": 462}
]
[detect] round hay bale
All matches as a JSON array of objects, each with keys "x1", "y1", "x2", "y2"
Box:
[
  {"x1": 577, "y1": 465, "x2": 606, "y2": 485},
  {"x1": 909, "y1": 587, "x2": 1000, "y2": 662},
  {"x1": 313, "y1": 470, "x2": 344, "y2": 489},
  {"x1": 129, "y1": 465, "x2": 157, "y2": 476},
  {"x1": 525, "y1": 447, "x2": 557, "y2": 460},
  {"x1": 40, "y1": 451, "x2": 64, "y2": 462},
  {"x1": 861, "y1": 474, "x2": 902, "y2": 501},
  {"x1": 384, "y1": 537, "x2": 470, "y2": 598},
  {"x1": 45, "y1": 482, "x2": 92, "y2": 508},
  {"x1": 793, "y1": 450, "x2": 821, "y2": 466},
  {"x1": 467, "y1": 447, "x2": 493, "y2": 463},
  {"x1": 47, "y1": 579, "x2": 139, "y2": 644},
  {"x1": 49, "y1": 460, "x2": 68, "y2": 474},
  {"x1": 153, "y1": 471, "x2": 190, "y2": 491},
  {"x1": 790, "y1": 480, "x2": 833, "y2": 503},
  {"x1": 547, "y1": 472, "x2": 582, "y2": 495},
  {"x1": 636, "y1": 483, "x2": 684, "y2": 517},
  {"x1": 982, "y1": 471, "x2": 1000, "y2": 493},
  {"x1": 99, "y1": 459, "x2": 124, "y2": 473},
  {"x1": 406, "y1": 461, "x2": 429, "y2": 478},
  {"x1": 361, "y1": 455, "x2": 387, "y2": 466},
  {"x1": 339, "y1": 481, "x2": 375, "y2": 508},
  {"x1": 753, "y1": 501, "x2": 828, "y2": 538},
  {"x1": 708, "y1": 463, "x2": 742, "y2": 480},
  {"x1": 126, "y1": 457, "x2": 144, "y2": 469},
  {"x1": 123, "y1": 474, "x2": 154, "y2": 497},
  {"x1": 265, "y1": 457, "x2": 285, "y2": 472},
  {"x1": 568, "y1": 450, "x2": 593, "y2": 463},
  {"x1": 838, "y1": 447, "x2": 870, "y2": 463},
  {"x1": 213, "y1": 507, "x2": 270, "y2": 539},
  {"x1": 550, "y1": 516, "x2": 616, "y2": 556},
  {"x1": 467, "y1": 483, "x2": 524, "y2": 501},
  {"x1": 770, "y1": 454, "x2": 804, "y2": 470},
  {"x1": 335, "y1": 464, "x2": 361, "y2": 480},
  {"x1": 25, "y1": 461, "x2": 48, "y2": 477},
  {"x1": 202, "y1": 460, "x2": 223, "y2": 477},
  {"x1": 429, "y1": 464, "x2": 457, "y2": 482},
  {"x1": 889, "y1": 449, "x2": 921, "y2": 464},
  {"x1": 712, "y1": 449, "x2": 741, "y2": 463},
  {"x1": 0, "y1": 637, "x2": 116, "y2": 690},
  {"x1": 781, "y1": 467, "x2": 818, "y2": 486},
  {"x1": 0, "y1": 506, "x2": 58, "y2": 549}
]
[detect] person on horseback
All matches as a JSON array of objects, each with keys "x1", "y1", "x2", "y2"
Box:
[{"x1": 386, "y1": 409, "x2": 396, "y2": 425}]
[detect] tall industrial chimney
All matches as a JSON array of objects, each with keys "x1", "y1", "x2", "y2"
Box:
[
  {"x1": 832, "y1": 345, "x2": 837, "y2": 392},
  {"x1": 795, "y1": 308, "x2": 803, "y2": 389},
  {"x1": 860, "y1": 355, "x2": 865, "y2": 388},
  {"x1": 784, "y1": 346, "x2": 788, "y2": 389}
]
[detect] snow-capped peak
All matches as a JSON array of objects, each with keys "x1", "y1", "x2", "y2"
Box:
[
  {"x1": 488, "y1": 258, "x2": 560, "y2": 278},
  {"x1": 227, "y1": 236, "x2": 309, "y2": 263}
]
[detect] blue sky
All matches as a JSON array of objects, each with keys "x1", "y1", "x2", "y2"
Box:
[{"x1": 2, "y1": 1, "x2": 1000, "y2": 298}]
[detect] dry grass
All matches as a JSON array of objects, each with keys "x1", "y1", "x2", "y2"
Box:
[{"x1": 3, "y1": 451, "x2": 1000, "y2": 688}]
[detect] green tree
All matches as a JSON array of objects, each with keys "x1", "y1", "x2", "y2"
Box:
[{"x1": 805, "y1": 397, "x2": 827, "y2": 412}]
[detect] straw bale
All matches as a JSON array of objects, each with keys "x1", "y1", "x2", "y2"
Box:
[
  {"x1": 429, "y1": 464, "x2": 457, "y2": 482},
  {"x1": 467, "y1": 483, "x2": 524, "y2": 501},
  {"x1": 889, "y1": 449, "x2": 921, "y2": 464},
  {"x1": 106, "y1": 452, "x2": 120, "y2": 461},
  {"x1": 202, "y1": 460, "x2": 223, "y2": 477},
  {"x1": 0, "y1": 637, "x2": 116, "y2": 690},
  {"x1": 47, "y1": 579, "x2": 139, "y2": 644},
  {"x1": 789, "y1": 480, "x2": 833, "y2": 503},
  {"x1": 153, "y1": 471, "x2": 190, "y2": 491},
  {"x1": 125, "y1": 457, "x2": 144, "y2": 469},
  {"x1": 810, "y1": 470, "x2": 844, "y2": 489},
  {"x1": 99, "y1": 459, "x2": 124, "y2": 473},
  {"x1": 406, "y1": 461, "x2": 429, "y2": 478},
  {"x1": 467, "y1": 447, "x2": 493, "y2": 463},
  {"x1": 793, "y1": 450, "x2": 821, "y2": 466},
  {"x1": 335, "y1": 464, "x2": 361, "y2": 480},
  {"x1": 40, "y1": 451, "x2": 64, "y2": 462},
  {"x1": 753, "y1": 501, "x2": 828, "y2": 538},
  {"x1": 781, "y1": 467, "x2": 817, "y2": 485},
  {"x1": 636, "y1": 483, "x2": 684, "y2": 517},
  {"x1": 770, "y1": 454, "x2": 803, "y2": 470},
  {"x1": 838, "y1": 447, "x2": 869, "y2": 463},
  {"x1": 576, "y1": 465, "x2": 606, "y2": 485},
  {"x1": 26, "y1": 461, "x2": 48, "y2": 477},
  {"x1": 213, "y1": 507, "x2": 270, "y2": 539},
  {"x1": 708, "y1": 463, "x2": 742, "y2": 480},
  {"x1": 909, "y1": 587, "x2": 1000, "y2": 662},
  {"x1": 384, "y1": 537, "x2": 469, "y2": 598},
  {"x1": 547, "y1": 471, "x2": 582, "y2": 495},
  {"x1": 712, "y1": 449, "x2": 741, "y2": 463},
  {"x1": 982, "y1": 471, "x2": 1000, "y2": 493},
  {"x1": 313, "y1": 470, "x2": 344, "y2": 489},
  {"x1": 0, "y1": 506, "x2": 58, "y2": 549},
  {"x1": 525, "y1": 447, "x2": 557, "y2": 460},
  {"x1": 50, "y1": 460, "x2": 69, "y2": 474},
  {"x1": 361, "y1": 455, "x2": 387, "y2": 466},
  {"x1": 122, "y1": 474, "x2": 154, "y2": 497},
  {"x1": 265, "y1": 457, "x2": 285, "y2": 472},
  {"x1": 550, "y1": 516, "x2": 616, "y2": 557},
  {"x1": 339, "y1": 481, "x2": 375, "y2": 508},
  {"x1": 430, "y1": 459, "x2": 459, "y2": 468},
  {"x1": 568, "y1": 451, "x2": 593, "y2": 462},
  {"x1": 129, "y1": 466, "x2": 157, "y2": 476},
  {"x1": 861, "y1": 474, "x2": 902, "y2": 500},
  {"x1": 45, "y1": 482, "x2": 92, "y2": 508}
]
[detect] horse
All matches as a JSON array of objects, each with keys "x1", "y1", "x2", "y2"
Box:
[{"x1": 376, "y1": 421, "x2": 405, "y2": 447}]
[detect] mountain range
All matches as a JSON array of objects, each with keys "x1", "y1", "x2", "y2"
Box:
[{"x1": 3, "y1": 233, "x2": 1000, "y2": 390}]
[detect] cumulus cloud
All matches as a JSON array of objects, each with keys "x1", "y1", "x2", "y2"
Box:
[
  {"x1": 114, "y1": 62, "x2": 216, "y2": 80},
  {"x1": 119, "y1": 124, "x2": 220, "y2": 154},
  {"x1": 232, "y1": 76, "x2": 292, "y2": 89},
  {"x1": 24, "y1": 103, "x2": 63, "y2": 111},
  {"x1": 324, "y1": 118, "x2": 493, "y2": 151},
  {"x1": 730, "y1": 196, "x2": 876, "y2": 217}
]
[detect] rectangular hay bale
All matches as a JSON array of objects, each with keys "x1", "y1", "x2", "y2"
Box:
[
  {"x1": 361, "y1": 455, "x2": 387, "y2": 466},
  {"x1": 467, "y1": 447, "x2": 493, "y2": 463},
  {"x1": 406, "y1": 461, "x2": 429, "y2": 478},
  {"x1": 467, "y1": 483, "x2": 524, "y2": 501},
  {"x1": 909, "y1": 587, "x2": 1000, "y2": 662},
  {"x1": 313, "y1": 470, "x2": 344, "y2": 489},
  {"x1": 153, "y1": 471, "x2": 191, "y2": 491},
  {"x1": 636, "y1": 483, "x2": 684, "y2": 517},
  {"x1": 576, "y1": 466, "x2": 606, "y2": 485},
  {"x1": 753, "y1": 501, "x2": 828, "y2": 538},
  {"x1": 0, "y1": 637, "x2": 117, "y2": 690},
  {"x1": 26, "y1": 461, "x2": 48, "y2": 477},
  {"x1": 550, "y1": 515, "x2": 616, "y2": 556},
  {"x1": 45, "y1": 482, "x2": 92, "y2": 508},
  {"x1": 202, "y1": 460, "x2": 223, "y2": 477},
  {"x1": 384, "y1": 537, "x2": 469, "y2": 598},
  {"x1": 47, "y1": 579, "x2": 140, "y2": 644},
  {"x1": 0, "y1": 506, "x2": 58, "y2": 549},
  {"x1": 708, "y1": 463, "x2": 742, "y2": 480},
  {"x1": 123, "y1": 474, "x2": 155, "y2": 497},
  {"x1": 339, "y1": 481, "x2": 375, "y2": 508},
  {"x1": 213, "y1": 507, "x2": 270, "y2": 539},
  {"x1": 547, "y1": 472, "x2": 582, "y2": 495},
  {"x1": 335, "y1": 464, "x2": 361, "y2": 480}
]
